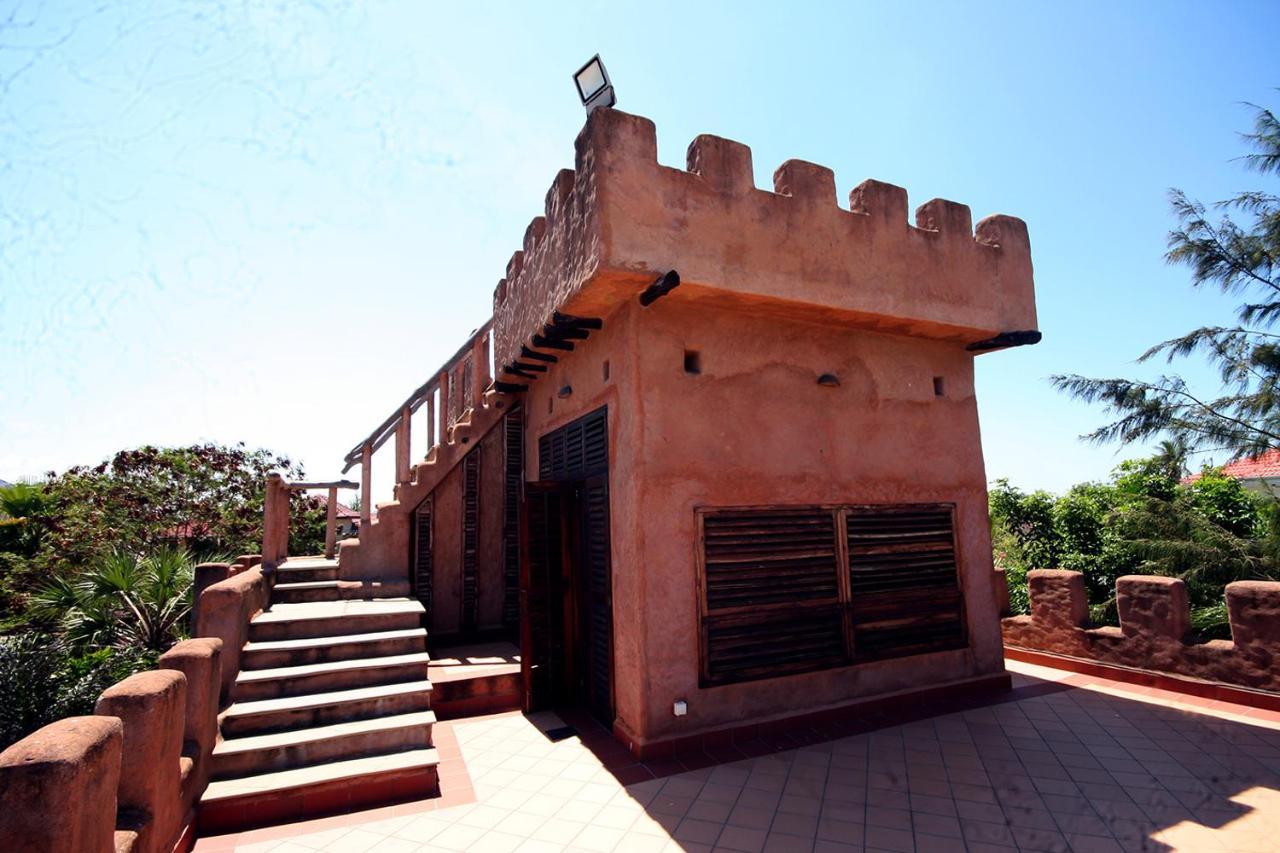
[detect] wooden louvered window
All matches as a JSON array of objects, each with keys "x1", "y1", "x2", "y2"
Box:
[
  {"x1": 697, "y1": 503, "x2": 967, "y2": 687},
  {"x1": 846, "y1": 504, "x2": 966, "y2": 661},
  {"x1": 538, "y1": 407, "x2": 607, "y2": 480}
]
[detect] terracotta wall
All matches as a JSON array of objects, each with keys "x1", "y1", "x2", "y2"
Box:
[
  {"x1": 493, "y1": 108, "x2": 1037, "y2": 372},
  {"x1": 406, "y1": 428, "x2": 507, "y2": 639},
  {"x1": 194, "y1": 562, "x2": 269, "y2": 701},
  {"x1": 625, "y1": 305, "x2": 1004, "y2": 748},
  {"x1": 517, "y1": 299, "x2": 640, "y2": 725},
  {"x1": 431, "y1": 459, "x2": 464, "y2": 635},
  {"x1": 336, "y1": 394, "x2": 510, "y2": 593},
  {"x1": 1003, "y1": 569, "x2": 1280, "y2": 692},
  {"x1": 516, "y1": 297, "x2": 1006, "y2": 751}
]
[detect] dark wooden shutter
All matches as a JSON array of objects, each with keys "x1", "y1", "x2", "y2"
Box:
[
  {"x1": 699, "y1": 508, "x2": 845, "y2": 686},
  {"x1": 846, "y1": 504, "x2": 966, "y2": 661},
  {"x1": 501, "y1": 409, "x2": 523, "y2": 629},
  {"x1": 582, "y1": 476, "x2": 613, "y2": 720},
  {"x1": 539, "y1": 407, "x2": 607, "y2": 481},
  {"x1": 521, "y1": 484, "x2": 564, "y2": 710},
  {"x1": 412, "y1": 499, "x2": 433, "y2": 623},
  {"x1": 461, "y1": 449, "x2": 480, "y2": 633}
]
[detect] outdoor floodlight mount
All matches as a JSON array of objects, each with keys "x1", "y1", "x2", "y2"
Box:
[{"x1": 573, "y1": 54, "x2": 616, "y2": 115}]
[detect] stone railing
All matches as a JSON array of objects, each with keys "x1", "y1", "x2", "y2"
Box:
[
  {"x1": 0, "y1": 638, "x2": 222, "y2": 853},
  {"x1": 192, "y1": 556, "x2": 269, "y2": 701},
  {"x1": 1002, "y1": 569, "x2": 1280, "y2": 693},
  {"x1": 0, "y1": 553, "x2": 268, "y2": 853}
]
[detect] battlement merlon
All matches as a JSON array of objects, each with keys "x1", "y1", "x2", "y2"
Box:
[{"x1": 493, "y1": 108, "x2": 1037, "y2": 368}]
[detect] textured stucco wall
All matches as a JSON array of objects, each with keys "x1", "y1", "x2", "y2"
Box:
[
  {"x1": 493, "y1": 108, "x2": 1037, "y2": 373},
  {"x1": 621, "y1": 306, "x2": 1004, "y2": 746}
]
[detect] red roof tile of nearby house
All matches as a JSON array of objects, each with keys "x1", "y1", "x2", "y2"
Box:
[
  {"x1": 314, "y1": 495, "x2": 360, "y2": 518},
  {"x1": 162, "y1": 521, "x2": 211, "y2": 539},
  {"x1": 1184, "y1": 449, "x2": 1280, "y2": 484}
]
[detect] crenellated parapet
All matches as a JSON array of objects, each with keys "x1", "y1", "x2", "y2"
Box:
[
  {"x1": 1003, "y1": 570, "x2": 1280, "y2": 694},
  {"x1": 492, "y1": 108, "x2": 1037, "y2": 370}
]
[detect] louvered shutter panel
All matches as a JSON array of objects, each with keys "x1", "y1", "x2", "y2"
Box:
[
  {"x1": 413, "y1": 500, "x2": 433, "y2": 624},
  {"x1": 700, "y1": 508, "x2": 845, "y2": 685},
  {"x1": 846, "y1": 504, "x2": 966, "y2": 661},
  {"x1": 539, "y1": 407, "x2": 607, "y2": 481},
  {"x1": 501, "y1": 409, "x2": 523, "y2": 629},
  {"x1": 461, "y1": 449, "x2": 480, "y2": 633},
  {"x1": 582, "y1": 477, "x2": 613, "y2": 719}
]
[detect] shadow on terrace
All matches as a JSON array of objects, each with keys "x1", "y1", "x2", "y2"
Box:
[{"x1": 197, "y1": 662, "x2": 1280, "y2": 852}]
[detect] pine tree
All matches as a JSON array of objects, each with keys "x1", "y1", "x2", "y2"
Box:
[{"x1": 1053, "y1": 98, "x2": 1280, "y2": 459}]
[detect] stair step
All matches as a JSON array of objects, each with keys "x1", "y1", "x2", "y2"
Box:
[
  {"x1": 233, "y1": 652, "x2": 432, "y2": 701},
  {"x1": 248, "y1": 599, "x2": 424, "y2": 642},
  {"x1": 221, "y1": 680, "x2": 433, "y2": 737},
  {"x1": 274, "y1": 564, "x2": 339, "y2": 583},
  {"x1": 271, "y1": 580, "x2": 351, "y2": 604},
  {"x1": 242, "y1": 627, "x2": 428, "y2": 670},
  {"x1": 211, "y1": 710, "x2": 436, "y2": 779},
  {"x1": 198, "y1": 748, "x2": 439, "y2": 833}
]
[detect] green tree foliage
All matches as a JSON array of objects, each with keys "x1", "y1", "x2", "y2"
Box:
[
  {"x1": 990, "y1": 457, "x2": 1279, "y2": 636},
  {"x1": 1053, "y1": 100, "x2": 1280, "y2": 459},
  {"x1": 43, "y1": 443, "x2": 323, "y2": 565},
  {"x1": 0, "y1": 442, "x2": 326, "y2": 628},
  {"x1": 0, "y1": 482, "x2": 50, "y2": 557}
]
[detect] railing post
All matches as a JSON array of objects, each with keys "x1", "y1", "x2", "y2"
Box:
[
  {"x1": 324, "y1": 486, "x2": 338, "y2": 558},
  {"x1": 439, "y1": 370, "x2": 451, "y2": 437},
  {"x1": 360, "y1": 443, "x2": 372, "y2": 528},
  {"x1": 472, "y1": 332, "x2": 489, "y2": 407},
  {"x1": 395, "y1": 405, "x2": 411, "y2": 485},
  {"x1": 262, "y1": 473, "x2": 288, "y2": 569},
  {"x1": 427, "y1": 394, "x2": 436, "y2": 450}
]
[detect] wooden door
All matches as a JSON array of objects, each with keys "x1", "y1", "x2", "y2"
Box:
[{"x1": 520, "y1": 482, "x2": 567, "y2": 711}]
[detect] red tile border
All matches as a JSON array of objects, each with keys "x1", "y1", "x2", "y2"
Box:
[
  {"x1": 1004, "y1": 645, "x2": 1280, "y2": 713},
  {"x1": 192, "y1": 720, "x2": 475, "y2": 849}
]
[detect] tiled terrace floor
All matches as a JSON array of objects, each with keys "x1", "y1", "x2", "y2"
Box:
[{"x1": 194, "y1": 660, "x2": 1280, "y2": 853}]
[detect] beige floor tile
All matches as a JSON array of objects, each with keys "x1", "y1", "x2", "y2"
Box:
[
  {"x1": 466, "y1": 831, "x2": 525, "y2": 853},
  {"x1": 429, "y1": 824, "x2": 489, "y2": 852},
  {"x1": 530, "y1": 817, "x2": 588, "y2": 845}
]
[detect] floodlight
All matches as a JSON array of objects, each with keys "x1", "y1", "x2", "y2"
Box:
[{"x1": 573, "y1": 54, "x2": 616, "y2": 114}]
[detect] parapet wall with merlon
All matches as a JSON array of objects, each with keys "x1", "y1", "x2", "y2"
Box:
[
  {"x1": 492, "y1": 107, "x2": 1037, "y2": 370},
  {"x1": 1003, "y1": 569, "x2": 1280, "y2": 693}
]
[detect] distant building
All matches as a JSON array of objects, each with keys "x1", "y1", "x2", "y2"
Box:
[
  {"x1": 313, "y1": 494, "x2": 361, "y2": 537},
  {"x1": 1184, "y1": 449, "x2": 1280, "y2": 495}
]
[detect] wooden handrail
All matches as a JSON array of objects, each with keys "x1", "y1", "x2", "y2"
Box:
[
  {"x1": 284, "y1": 480, "x2": 359, "y2": 491},
  {"x1": 342, "y1": 320, "x2": 492, "y2": 472}
]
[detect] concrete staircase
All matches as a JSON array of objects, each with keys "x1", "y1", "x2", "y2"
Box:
[{"x1": 198, "y1": 559, "x2": 439, "y2": 832}]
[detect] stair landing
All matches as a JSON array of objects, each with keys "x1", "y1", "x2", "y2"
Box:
[{"x1": 428, "y1": 641, "x2": 522, "y2": 719}]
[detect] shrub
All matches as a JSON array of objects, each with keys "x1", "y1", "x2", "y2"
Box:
[{"x1": 0, "y1": 633, "x2": 155, "y2": 751}]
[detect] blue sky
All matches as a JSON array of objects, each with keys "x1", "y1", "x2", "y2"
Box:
[{"x1": 1, "y1": 1, "x2": 1277, "y2": 498}]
